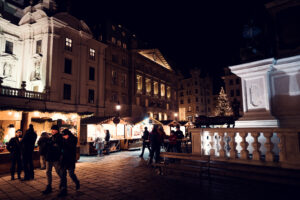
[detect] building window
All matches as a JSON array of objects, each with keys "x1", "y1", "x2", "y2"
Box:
[
  {"x1": 196, "y1": 106, "x2": 199, "y2": 111},
  {"x1": 63, "y1": 84, "x2": 71, "y2": 100},
  {"x1": 195, "y1": 89, "x2": 198, "y2": 94},
  {"x1": 188, "y1": 99, "x2": 191, "y2": 104},
  {"x1": 5, "y1": 41, "x2": 13, "y2": 54},
  {"x1": 64, "y1": 58, "x2": 72, "y2": 74},
  {"x1": 167, "y1": 86, "x2": 171, "y2": 99},
  {"x1": 158, "y1": 113, "x2": 162, "y2": 121},
  {"x1": 180, "y1": 92, "x2": 184, "y2": 97},
  {"x1": 188, "y1": 106, "x2": 192, "y2": 112},
  {"x1": 112, "y1": 70, "x2": 117, "y2": 85},
  {"x1": 89, "y1": 48, "x2": 95, "y2": 60},
  {"x1": 164, "y1": 113, "x2": 168, "y2": 120},
  {"x1": 229, "y1": 79, "x2": 233, "y2": 85},
  {"x1": 111, "y1": 37, "x2": 116, "y2": 44},
  {"x1": 136, "y1": 75, "x2": 143, "y2": 92},
  {"x1": 36, "y1": 40, "x2": 42, "y2": 54},
  {"x1": 88, "y1": 89, "x2": 94, "y2": 103},
  {"x1": 196, "y1": 97, "x2": 198, "y2": 102},
  {"x1": 154, "y1": 81, "x2": 158, "y2": 95},
  {"x1": 111, "y1": 93, "x2": 118, "y2": 102},
  {"x1": 236, "y1": 78, "x2": 240, "y2": 84},
  {"x1": 146, "y1": 78, "x2": 151, "y2": 93},
  {"x1": 121, "y1": 73, "x2": 127, "y2": 88},
  {"x1": 166, "y1": 103, "x2": 169, "y2": 110},
  {"x1": 236, "y1": 89, "x2": 240, "y2": 96},
  {"x1": 230, "y1": 90, "x2": 234, "y2": 97},
  {"x1": 180, "y1": 100, "x2": 184, "y2": 104},
  {"x1": 161, "y1": 84, "x2": 165, "y2": 97},
  {"x1": 117, "y1": 40, "x2": 121, "y2": 47},
  {"x1": 112, "y1": 54, "x2": 118, "y2": 63},
  {"x1": 89, "y1": 67, "x2": 95, "y2": 81},
  {"x1": 122, "y1": 43, "x2": 127, "y2": 49},
  {"x1": 65, "y1": 38, "x2": 72, "y2": 51},
  {"x1": 145, "y1": 98, "x2": 149, "y2": 107}
]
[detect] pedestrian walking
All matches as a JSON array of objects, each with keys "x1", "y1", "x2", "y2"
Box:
[
  {"x1": 174, "y1": 125, "x2": 184, "y2": 153},
  {"x1": 60, "y1": 129, "x2": 80, "y2": 196},
  {"x1": 37, "y1": 132, "x2": 49, "y2": 170},
  {"x1": 139, "y1": 127, "x2": 150, "y2": 158},
  {"x1": 42, "y1": 125, "x2": 64, "y2": 196},
  {"x1": 105, "y1": 130, "x2": 110, "y2": 155},
  {"x1": 6, "y1": 129, "x2": 23, "y2": 180},
  {"x1": 21, "y1": 124, "x2": 37, "y2": 181},
  {"x1": 94, "y1": 137, "x2": 104, "y2": 157}
]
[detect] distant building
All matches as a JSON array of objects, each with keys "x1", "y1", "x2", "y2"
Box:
[
  {"x1": 178, "y1": 69, "x2": 214, "y2": 122},
  {"x1": 222, "y1": 68, "x2": 243, "y2": 117}
]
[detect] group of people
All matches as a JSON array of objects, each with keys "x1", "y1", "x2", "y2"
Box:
[
  {"x1": 94, "y1": 130, "x2": 110, "y2": 157},
  {"x1": 139, "y1": 125, "x2": 184, "y2": 164},
  {"x1": 7, "y1": 124, "x2": 80, "y2": 197}
]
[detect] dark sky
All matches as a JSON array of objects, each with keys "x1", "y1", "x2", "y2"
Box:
[{"x1": 69, "y1": 0, "x2": 272, "y2": 77}]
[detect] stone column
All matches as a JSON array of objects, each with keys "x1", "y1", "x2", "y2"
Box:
[
  {"x1": 229, "y1": 58, "x2": 278, "y2": 128},
  {"x1": 277, "y1": 132, "x2": 286, "y2": 162},
  {"x1": 251, "y1": 132, "x2": 261, "y2": 161},
  {"x1": 239, "y1": 132, "x2": 249, "y2": 159},
  {"x1": 209, "y1": 132, "x2": 215, "y2": 157},
  {"x1": 264, "y1": 132, "x2": 274, "y2": 162}
]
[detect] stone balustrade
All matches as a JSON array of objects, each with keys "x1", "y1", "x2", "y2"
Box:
[
  {"x1": 191, "y1": 128, "x2": 300, "y2": 169},
  {"x1": 0, "y1": 85, "x2": 47, "y2": 100}
]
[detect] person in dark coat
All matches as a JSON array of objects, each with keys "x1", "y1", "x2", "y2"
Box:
[
  {"x1": 21, "y1": 124, "x2": 37, "y2": 181},
  {"x1": 148, "y1": 125, "x2": 163, "y2": 165},
  {"x1": 6, "y1": 129, "x2": 23, "y2": 180},
  {"x1": 42, "y1": 125, "x2": 64, "y2": 196},
  {"x1": 105, "y1": 130, "x2": 110, "y2": 155},
  {"x1": 174, "y1": 125, "x2": 184, "y2": 153},
  {"x1": 37, "y1": 132, "x2": 49, "y2": 170},
  {"x1": 139, "y1": 127, "x2": 150, "y2": 158},
  {"x1": 60, "y1": 129, "x2": 80, "y2": 195}
]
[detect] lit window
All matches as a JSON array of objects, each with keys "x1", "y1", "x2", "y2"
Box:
[
  {"x1": 158, "y1": 113, "x2": 162, "y2": 121},
  {"x1": 188, "y1": 106, "x2": 192, "y2": 112},
  {"x1": 164, "y1": 113, "x2": 168, "y2": 120},
  {"x1": 136, "y1": 75, "x2": 143, "y2": 92},
  {"x1": 122, "y1": 43, "x2": 127, "y2": 49},
  {"x1": 88, "y1": 89, "x2": 94, "y2": 103},
  {"x1": 117, "y1": 40, "x2": 121, "y2": 46},
  {"x1": 5, "y1": 41, "x2": 13, "y2": 54},
  {"x1": 167, "y1": 86, "x2": 171, "y2": 99},
  {"x1": 65, "y1": 38, "x2": 72, "y2": 51},
  {"x1": 146, "y1": 78, "x2": 151, "y2": 94},
  {"x1": 161, "y1": 84, "x2": 165, "y2": 97},
  {"x1": 154, "y1": 81, "x2": 158, "y2": 95},
  {"x1": 89, "y1": 48, "x2": 95, "y2": 60},
  {"x1": 166, "y1": 103, "x2": 169, "y2": 110},
  {"x1": 111, "y1": 37, "x2": 116, "y2": 44},
  {"x1": 36, "y1": 40, "x2": 42, "y2": 54}
]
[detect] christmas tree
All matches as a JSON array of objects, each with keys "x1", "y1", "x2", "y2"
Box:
[{"x1": 214, "y1": 87, "x2": 233, "y2": 116}]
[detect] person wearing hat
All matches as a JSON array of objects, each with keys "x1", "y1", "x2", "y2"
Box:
[
  {"x1": 42, "y1": 125, "x2": 64, "y2": 196},
  {"x1": 60, "y1": 129, "x2": 80, "y2": 195},
  {"x1": 6, "y1": 129, "x2": 23, "y2": 180}
]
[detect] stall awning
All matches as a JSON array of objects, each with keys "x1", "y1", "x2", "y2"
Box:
[{"x1": 80, "y1": 116, "x2": 114, "y2": 125}]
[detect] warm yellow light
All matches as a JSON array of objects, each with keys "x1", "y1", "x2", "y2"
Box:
[
  {"x1": 174, "y1": 113, "x2": 178, "y2": 117},
  {"x1": 33, "y1": 111, "x2": 40, "y2": 117},
  {"x1": 14, "y1": 112, "x2": 20, "y2": 118},
  {"x1": 116, "y1": 105, "x2": 121, "y2": 111},
  {"x1": 8, "y1": 111, "x2": 12, "y2": 115}
]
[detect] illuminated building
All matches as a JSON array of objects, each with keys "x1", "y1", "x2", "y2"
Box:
[{"x1": 178, "y1": 69, "x2": 214, "y2": 122}]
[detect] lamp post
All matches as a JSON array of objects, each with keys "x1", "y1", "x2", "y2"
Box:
[
  {"x1": 113, "y1": 102, "x2": 121, "y2": 137},
  {"x1": 174, "y1": 113, "x2": 178, "y2": 121}
]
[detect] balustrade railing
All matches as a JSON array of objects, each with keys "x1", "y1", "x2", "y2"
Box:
[
  {"x1": 191, "y1": 128, "x2": 300, "y2": 169},
  {"x1": 0, "y1": 86, "x2": 47, "y2": 100}
]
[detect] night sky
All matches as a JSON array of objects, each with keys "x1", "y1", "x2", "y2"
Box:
[{"x1": 68, "y1": 0, "x2": 273, "y2": 79}]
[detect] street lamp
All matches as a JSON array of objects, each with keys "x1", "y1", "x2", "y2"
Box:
[
  {"x1": 174, "y1": 113, "x2": 178, "y2": 121},
  {"x1": 113, "y1": 102, "x2": 121, "y2": 137}
]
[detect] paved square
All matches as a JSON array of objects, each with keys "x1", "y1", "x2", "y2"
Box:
[{"x1": 0, "y1": 151, "x2": 298, "y2": 200}]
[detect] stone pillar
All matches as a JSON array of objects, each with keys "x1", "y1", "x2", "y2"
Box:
[
  {"x1": 209, "y1": 132, "x2": 215, "y2": 157},
  {"x1": 277, "y1": 132, "x2": 286, "y2": 162},
  {"x1": 219, "y1": 132, "x2": 226, "y2": 158},
  {"x1": 228, "y1": 132, "x2": 237, "y2": 159},
  {"x1": 239, "y1": 132, "x2": 249, "y2": 159},
  {"x1": 229, "y1": 58, "x2": 279, "y2": 127},
  {"x1": 264, "y1": 132, "x2": 274, "y2": 162},
  {"x1": 251, "y1": 132, "x2": 261, "y2": 161}
]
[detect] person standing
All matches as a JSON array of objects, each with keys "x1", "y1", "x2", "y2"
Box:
[
  {"x1": 21, "y1": 124, "x2": 37, "y2": 181},
  {"x1": 6, "y1": 129, "x2": 23, "y2": 180},
  {"x1": 174, "y1": 125, "x2": 184, "y2": 153},
  {"x1": 60, "y1": 129, "x2": 80, "y2": 196},
  {"x1": 42, "y1": 125, "x2": 64, "y2": 196},
  {"x1": 105, "y1": 130, "x2": 110, "y2": 155},
  {"x1": 139, "y1": 127, "x2": 150, "y2": 158},
  {"x1": 168, "y1": 130, "x2": 177, "y2": 152},
  {"x1": 148, "y1": 125, "x2": 163, "y2": 165},
  {"x1": 94, "y1": 137, "x2": 104, "y2": 157},
  {"x1": 37, "y1": 132, "x2": 49, "y2": 170}
]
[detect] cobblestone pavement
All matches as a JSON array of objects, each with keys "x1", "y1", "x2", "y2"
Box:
[{"x1": 0, "y1": 150, "x2": 298, "y2": 200}]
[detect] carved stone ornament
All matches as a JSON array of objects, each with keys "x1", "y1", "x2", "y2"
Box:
[{"x1": 249, "y1": 84, "x2": 262, "y2": 107}]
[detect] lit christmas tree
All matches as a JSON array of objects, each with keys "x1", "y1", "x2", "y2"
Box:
[{"x1": 214, "y1": 87, "x2": 233, "y2": 116}]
